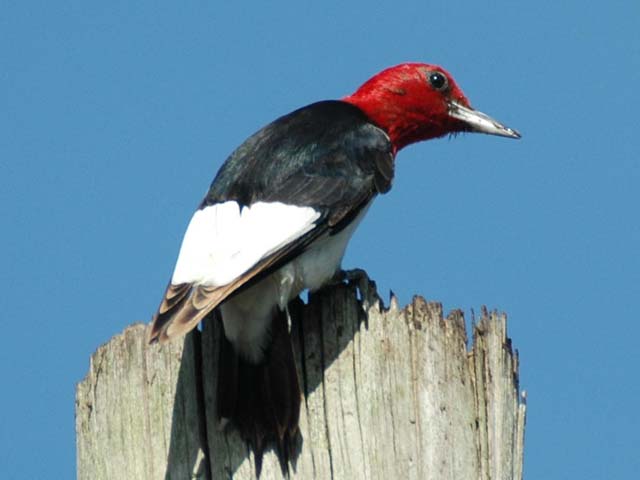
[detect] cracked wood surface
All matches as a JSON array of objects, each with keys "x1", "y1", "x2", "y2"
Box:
[{"x1": 76, "y1": 281, "x2": 526, "y2": 479}]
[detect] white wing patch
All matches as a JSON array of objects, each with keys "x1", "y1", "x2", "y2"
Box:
[{"x1": 171, "y1": 201, "x2": 321, "y2": 287}]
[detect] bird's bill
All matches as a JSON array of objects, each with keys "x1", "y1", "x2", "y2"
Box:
[{"x1": 448, "y1": 101, "x2": 521, "y2": 139}]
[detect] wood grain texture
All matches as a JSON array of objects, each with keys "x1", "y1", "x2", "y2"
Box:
[{"x1": 76, "y1": 280, "x2": 526, "y2": 479}]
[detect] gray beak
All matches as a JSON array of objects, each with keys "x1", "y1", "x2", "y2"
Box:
[{"x1": 448, "y1": 100, "x2": 521, "y2": 139}]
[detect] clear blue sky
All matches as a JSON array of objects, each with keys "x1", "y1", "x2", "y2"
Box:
[{"x1": 2, "y1": 1, "x2": 639, "y2": 478}]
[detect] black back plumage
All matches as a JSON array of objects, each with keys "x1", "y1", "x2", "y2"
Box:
[{"x1": 202, "y1": 101, "x2": 394, "y2": 229}]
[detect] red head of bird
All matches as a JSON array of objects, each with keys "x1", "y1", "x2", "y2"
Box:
[{"x1": 344, "y1": 62, "x2": 520, "y2": 151}]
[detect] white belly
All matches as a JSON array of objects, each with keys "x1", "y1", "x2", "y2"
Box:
[{"x1": 221, "y1": 203, "x2": 371, "y2": 362}]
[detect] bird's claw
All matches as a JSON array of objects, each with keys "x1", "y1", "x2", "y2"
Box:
[{"x1": 339, "y1": 268, "x2": 382, "y2": 312}]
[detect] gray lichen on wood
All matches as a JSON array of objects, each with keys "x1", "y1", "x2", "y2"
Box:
[{"x1": 76, "y1": 280, "x2": 526, "y2": 479}]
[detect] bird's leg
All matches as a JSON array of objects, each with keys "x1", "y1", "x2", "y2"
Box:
[{"x1": 334, "y1": 268, "x2": 382, "y2": 312}]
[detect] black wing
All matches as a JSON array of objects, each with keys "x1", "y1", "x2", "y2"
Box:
[{"x1": 202, "y1": 100, "x2": 394, "y2": 228}]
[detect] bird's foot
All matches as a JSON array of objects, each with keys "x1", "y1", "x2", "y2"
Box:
[{"x1": 336, "y1": 268, "x2": 382, "y2": 312}]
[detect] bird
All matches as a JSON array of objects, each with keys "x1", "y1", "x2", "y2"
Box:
[{"x1": 148, "y1": 62, "x2": 520, "y2": 469}]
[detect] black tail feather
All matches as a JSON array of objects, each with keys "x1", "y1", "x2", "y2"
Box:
[{"x1": 216, "y1": 309, "x2": 301, "y2": 476}]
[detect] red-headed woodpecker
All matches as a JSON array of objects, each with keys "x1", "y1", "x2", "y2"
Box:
[{"x1": 149, "y1": 62, "x2": 520, "y2": 467}]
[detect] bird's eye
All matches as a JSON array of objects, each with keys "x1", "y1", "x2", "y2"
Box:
[{"x1": 428, "y1": 71, "x2": 448, "y2": 91}]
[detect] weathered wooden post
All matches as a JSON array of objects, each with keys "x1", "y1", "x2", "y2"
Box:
[{"x1": 76, "y1": 278, "x2": 526, "y2": 479}]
